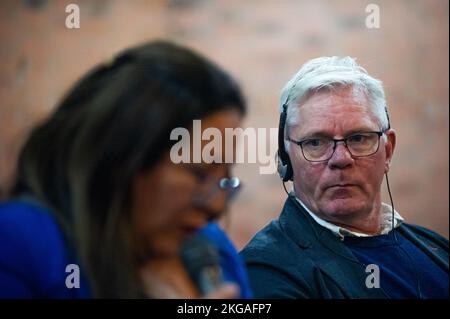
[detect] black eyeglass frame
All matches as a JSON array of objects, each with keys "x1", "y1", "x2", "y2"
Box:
[{"x1": 288, "y1": 131, "x2": 385, "y2": 162}]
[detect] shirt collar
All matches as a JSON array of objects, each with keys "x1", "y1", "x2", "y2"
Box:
[{"x1": 294, "y1": 194, "x2": 404, "y2": 240}]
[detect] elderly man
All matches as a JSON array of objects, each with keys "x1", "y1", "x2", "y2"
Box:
[{"x1": 240, "y1": 57, "x2": 449, "y2": 299}]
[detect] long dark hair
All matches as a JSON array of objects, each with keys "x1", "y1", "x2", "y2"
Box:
[{"x1": 11, "y1": 40, "x2": 246, "y2": 297}]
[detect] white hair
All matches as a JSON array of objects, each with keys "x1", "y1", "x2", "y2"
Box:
[{"x1": 280, "y1": 56, "x2": 389, "y2": 149}]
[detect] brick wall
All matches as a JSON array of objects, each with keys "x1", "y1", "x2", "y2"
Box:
[{"x1": 0, "y1": 0, "x2": 448, "y2": 248}]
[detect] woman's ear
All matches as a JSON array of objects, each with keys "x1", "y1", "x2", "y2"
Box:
[{"x1": 384, "y1": 129, "x2": 396, "y2": 173}]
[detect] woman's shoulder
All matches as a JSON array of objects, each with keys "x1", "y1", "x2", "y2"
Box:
[
  {"x1": 0, "y1": 199, "x2": 64, "y2": 251},
  {"x1": 0, "y1": 198, "x2": 88, "y2": 298},
  {"x1": 199, "y1": 223, "x2": 253, "y2": 298}
]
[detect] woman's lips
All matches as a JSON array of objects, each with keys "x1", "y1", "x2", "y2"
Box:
[{"x1": 180, "y1": 225, "x2": 202, "y2": 238}]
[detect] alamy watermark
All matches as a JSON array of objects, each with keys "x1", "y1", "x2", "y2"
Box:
[
  {"x1": 65, "y1": 4, "x2": 80, "y2": 29},
  {"x1": 365, "y1": 4, "x2": 380, "y2": 29},
  {"x1": 65, "y1": 263, "x2": 80, "y2": 289},
  {"x1": 170, "y1": 120, "x2": 278, "y2": 175},
  {"x1": 365, "y1": 264, "x2": 380, "y2": 288}
]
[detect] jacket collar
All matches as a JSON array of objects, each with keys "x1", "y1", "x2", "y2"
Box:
[{"x1": 294, "y1": 195, "x2": 404, "y2": 240}]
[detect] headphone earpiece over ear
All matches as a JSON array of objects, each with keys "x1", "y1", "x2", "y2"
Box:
[{"x1": 277, "y1": 104, "x2": 293, "y2": 182}]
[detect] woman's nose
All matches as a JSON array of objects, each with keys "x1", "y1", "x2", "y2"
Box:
[
  {"x1": 193, "y1": 186, "x2": 228, "y2": 221},
  {"x1": 204, "y1": 189, "x2": 228, "y2": 221}
]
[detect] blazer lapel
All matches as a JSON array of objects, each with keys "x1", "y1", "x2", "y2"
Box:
[{"x1": 280, "y1": 195, "x2": 389, "y2": 299}]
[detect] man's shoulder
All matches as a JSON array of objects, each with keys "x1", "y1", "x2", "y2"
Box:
[
  {"x1": 239, "y1": 203, "x2": 358, "y2": 299},
  {"x1": 240, "y1": 218, "x2": 308, "y2": 265},
  {"x1": 240, "y1": 197, "x2": 317, "y2": 263},
  {"x1": 402, "y1": 223, "x2": 449, "y2": 249}
]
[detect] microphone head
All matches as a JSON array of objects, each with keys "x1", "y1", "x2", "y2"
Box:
[{"x1": 179, "y1": 233, "x2": 223, "y2": 295}]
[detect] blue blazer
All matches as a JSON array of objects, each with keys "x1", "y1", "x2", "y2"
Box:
[
  {"x1": 240, "y1": 195, "x2": 449, "y2": 298},
  {"x1": 0, "y1": 198, "x2": 252, "y2": 298}
]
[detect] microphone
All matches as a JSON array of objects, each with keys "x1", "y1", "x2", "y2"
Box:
[{"x1": 179, "y1": 233, "x2": 223, "y2": 296}]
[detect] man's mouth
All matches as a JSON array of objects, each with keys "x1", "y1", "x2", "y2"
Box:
[
  {"x1": 328, "y1": 184, "x2": 356, "y2": 188},
  {"x1": 326, "y1": 183, "x2": 357, "y2": 188}
]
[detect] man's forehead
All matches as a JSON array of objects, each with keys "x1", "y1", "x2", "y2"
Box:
[
  {"x1": 300, "y1": 85, "x2": 369, "y2": 107},
  {"x1": 288, "y1": 87, "x2": 379, "y2": 135}
]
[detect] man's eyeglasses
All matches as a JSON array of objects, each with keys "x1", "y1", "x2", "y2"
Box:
[{"x1": 288, "y1": 131, "x2": 385, "y2": 162}]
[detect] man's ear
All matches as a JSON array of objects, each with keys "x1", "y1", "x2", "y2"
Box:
[{"x1": 384, "y1": 129, "x2": 396, "y2": 173}]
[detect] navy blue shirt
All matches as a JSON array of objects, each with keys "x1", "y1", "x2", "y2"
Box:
[{"x1": 344, "y1": 230, "x2": 449, "y2": 299}]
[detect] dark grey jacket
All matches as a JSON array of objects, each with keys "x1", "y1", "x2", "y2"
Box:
[{"x1": 240, "y1": 194, "x2": 449, "y2": 298}]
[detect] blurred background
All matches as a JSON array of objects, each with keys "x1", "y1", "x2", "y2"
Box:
[{"x1": 0, "y1": 0, "x2": 448, "y2": 249}]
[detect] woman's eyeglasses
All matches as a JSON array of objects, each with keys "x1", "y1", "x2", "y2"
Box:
[{"x1": 186, "y1": 166, "x2": 241, "y2": 206}]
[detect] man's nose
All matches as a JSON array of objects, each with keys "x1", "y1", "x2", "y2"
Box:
[{"x1": 327, "y1": 142, "x2": 354, "y2": 169}]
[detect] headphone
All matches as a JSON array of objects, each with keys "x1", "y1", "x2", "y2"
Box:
[
  {"x1": 277, "y1": 83, "x2": 392, "y2": 182},
  {"x1": 277, "y1": 102, "x2": 293, "y2": 182},
  {"x1": 277, "y1": 80, "x2": 298, "y2": 182}
]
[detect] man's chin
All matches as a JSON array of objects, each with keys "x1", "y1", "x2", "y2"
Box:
[{"x1": 321, "y1": 199, "x2": 367, "y2": 218}]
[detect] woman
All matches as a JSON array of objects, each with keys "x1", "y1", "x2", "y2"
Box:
[{"x1": 0, "y1": 40, "x2": 251, "y2": 298}]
